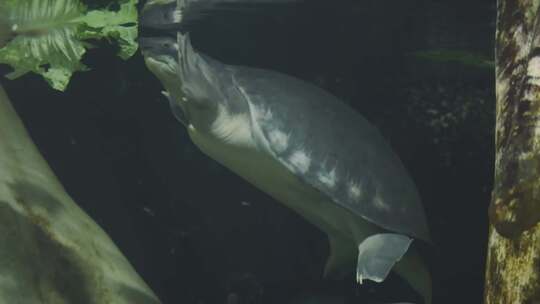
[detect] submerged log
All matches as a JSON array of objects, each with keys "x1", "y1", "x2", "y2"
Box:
[{"x1": 0, "y1": 84, "x2": 161, "y2": 304}]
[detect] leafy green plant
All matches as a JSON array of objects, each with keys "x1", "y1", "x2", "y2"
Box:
[{"x1": 0, "y1": 0, "x2": 138, "y2": 91}]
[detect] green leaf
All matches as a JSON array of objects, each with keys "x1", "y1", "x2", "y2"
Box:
[
  {"x1": 413, "y1": 49, "x2": 494, "y2": 69},
  {"x1": 0, "y1": 0, "x2": 138, "y2": 91},
  {"x1": 0, "y1": 0, "x2": 86, "y2": 90},
  {"x1": 78, "y1": 0, "x2": 139, "y2": 59}
]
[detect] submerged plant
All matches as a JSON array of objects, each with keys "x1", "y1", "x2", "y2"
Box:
[{"x1": 0, "y1": 0, "x2": 139, "y2": 91}]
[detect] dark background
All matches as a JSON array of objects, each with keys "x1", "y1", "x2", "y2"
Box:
[{"x1": 2, "y1": 0, "x2": 495, "y2": 303}]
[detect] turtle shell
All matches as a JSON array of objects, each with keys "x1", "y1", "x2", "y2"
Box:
[{"x1": 230, "y1": 66, "x2": 430, "y2": 241}]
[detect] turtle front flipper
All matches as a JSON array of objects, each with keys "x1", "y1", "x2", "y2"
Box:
[
  {"x1": 355, "y1": 233, "x2": 413, "y2": 284},
  {"x1": 161, "y1": 91, "x2": 188, "y2": 126}
]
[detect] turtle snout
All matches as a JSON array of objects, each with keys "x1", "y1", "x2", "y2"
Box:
[{"x1": 139, "y1": 36, "x2": 179, "y2": 59}]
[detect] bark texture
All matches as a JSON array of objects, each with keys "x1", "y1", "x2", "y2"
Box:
[{"x1": 485, "y1": 0, "x2": 540, "y2": 303}]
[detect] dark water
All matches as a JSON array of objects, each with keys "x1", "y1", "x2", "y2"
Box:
[{"x1": 2, "y1": 0, "x2": 494, "y2": 303}]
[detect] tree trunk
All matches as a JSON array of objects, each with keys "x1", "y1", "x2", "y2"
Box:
[
  {"x1": 0, "y1": 84, "x2": 161, "y2": 303},
  {"x1": 485, "y1": 0, "x2": 540, "y2": 303}
]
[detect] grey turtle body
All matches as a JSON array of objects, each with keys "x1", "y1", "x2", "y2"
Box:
[
  {"x1": 229, "y1": 64, "x2": 429, "y2": 241},
  {"x1": 140, "y1": 3, "x2": 431, "y2": 303}
]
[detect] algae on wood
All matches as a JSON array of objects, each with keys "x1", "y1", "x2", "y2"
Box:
[
  {"x1": 0, "y1": 84, "x2": 161, "y2": 303},
  {"x1": 485, "y1": 0, "x2": 540, "y2": 302}
]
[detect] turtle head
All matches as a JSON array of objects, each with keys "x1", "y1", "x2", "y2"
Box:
[
  {"x1": 140, "y1": 36, "x2": 179, "y2": 91},
  {"x1": 140, "y1": 35, "x2": 192, "y2": 125},
  {"x1": 140, "y1": 34, "x2": 220, "y2": 130},
  {"x1": 139, "y1": 12, "x2": 225, "y2": 131}
]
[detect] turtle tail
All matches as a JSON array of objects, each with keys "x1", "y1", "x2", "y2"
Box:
[{"x1": 393, "y1": 246, "x2": 432, "y2": 304}]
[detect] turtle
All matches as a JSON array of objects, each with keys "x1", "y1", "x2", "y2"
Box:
[{"x1": 139, "y1": 2, "x2": 432, "y2": 303}]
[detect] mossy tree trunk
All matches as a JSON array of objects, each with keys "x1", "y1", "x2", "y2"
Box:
[{"x1": 485, "y1": 0, "x2": 540, "y2": 302}]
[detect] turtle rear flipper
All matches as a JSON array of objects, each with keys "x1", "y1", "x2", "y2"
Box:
[
  {"x1": 356, "y1": 234, "x2": 431, "y2": 304},
  {"x1": 356, "y1": 234, "x2": 432, "y2": 304},
  {"x1": 356, "y1": 233, "x2": 412, "y2": 284}
]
